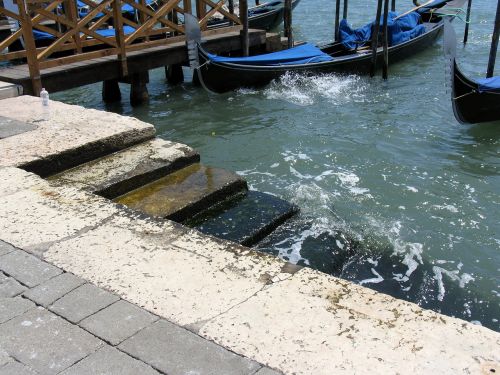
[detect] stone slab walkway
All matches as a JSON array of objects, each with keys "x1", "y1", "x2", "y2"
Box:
[{"x1": 0, "y1": 241, "x2": 280, "y2": 375}]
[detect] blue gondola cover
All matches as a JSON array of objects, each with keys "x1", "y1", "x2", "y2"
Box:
[
  {"x1": 206, "y1": 43, "x2": 334, "y2": 65},
  {"x1": 476, "y1": 76, "x2": 500, "y2": 93}
]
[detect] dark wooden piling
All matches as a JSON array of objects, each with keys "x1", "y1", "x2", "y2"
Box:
[
  {"x1": 130, "y1": 72, "x2": 149, "y2": 106},
  {"x1": 370, "y1": 0, "x2": 383, "y2": 77},
  {"x1": 382, "y1": 0, "x2": 390, "y2": 79},
  {"x1": 228, "y1": 0, "x2": 234, "y2": 25},
  {"x1": 342, "y1": 0, "x2": 348, "y2": 20},
  {"x1": 486, "y1": 0, "x2": 500, "y2": 77},
  {"x1": 463, "y1": 0, "x2": 472, "y2": 45},
  {"x1": 239, "y1": 0, "x2": 249, "y2": 56},
  {"x1": 391, "y1": 0, "x2": 395, "y2": 12},
  {"x1": 102, "y1": 79, "x2": 121, "y2": 102},
  {"x1": 284, "y1": 0, "x2": 293, "y2": 48},
  {"x1": 334, "y1": 0, "x2": 341, "y2": 40},
  {"x1": 165, "y1": 64, "x2": 184, "y2": 85}
]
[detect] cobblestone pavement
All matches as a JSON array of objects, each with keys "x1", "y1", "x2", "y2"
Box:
[{"x1": 0, "y1": 240, "x2": 281, "y2": 375}]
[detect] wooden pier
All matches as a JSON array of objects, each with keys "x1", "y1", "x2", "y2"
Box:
[{"x1": 0, "y1": 0, "x2": 271, "y2": 102}]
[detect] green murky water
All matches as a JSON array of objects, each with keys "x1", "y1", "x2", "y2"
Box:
[{"x1": 54, "y1": 0, "x2": 500, "y2": 331}]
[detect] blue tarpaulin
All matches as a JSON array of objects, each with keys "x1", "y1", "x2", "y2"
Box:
[
  {"x1": 339, "y1": 11, "x2": 426, "y2": 50},
  {"x1": 476, "y1": 76, "x2": 500, "y2": 93},
  {"x1": 207, "y1": 43, "x2": 334, "y2": 65}
]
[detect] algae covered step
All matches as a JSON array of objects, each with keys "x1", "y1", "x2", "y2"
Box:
[
  {"x1": 49, "y1": 138, "x2": 199, "y2": 199},
  {"x1": 186, "y1": 191, "x2": 299, "y2": 246},
  {"x1": 114, "y1": 163, "x2": 248, "y2": 222}
]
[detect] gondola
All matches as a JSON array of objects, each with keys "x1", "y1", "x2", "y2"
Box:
[
  {"x1": 207, "y1": 0, "x2": 301, "y2": 31},
  {"x1": 193, "y1": 0, "x2": 466, "y2": 93},
  {"x1": 443, "y1": 16, "x2": 500, "y2": 123}
]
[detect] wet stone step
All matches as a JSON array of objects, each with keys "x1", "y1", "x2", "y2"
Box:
[
  {"x1": 114, "y1": 163, "x2": 248, "y2": 222},
  {"x1": 48, "y1": 138, "x2": 199, "y2": 199},
  {"x1": 186, "y1": 191, "x2": 299, "y2": 247}
]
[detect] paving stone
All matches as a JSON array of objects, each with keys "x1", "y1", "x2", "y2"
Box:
[
  {"x1": 0, "y1": 277, "x2": 27, "y2": 298},
  {"x1": 119, "y1": 320, "x2": 261, "y2": 375},
  {"x1": 0, "y1": 348, "x2": 13, "y2": 367},
  {"x1": 80, "y1": 300, "x2": 158, "y2": 345},
  {"x1": 0, "y1": 251, "x2": 61, "y2": 288},
  {"x1": 23, "y1": 273, "x2": 85, "y2": 307},
  {"x1": 0, "y1": 241, "x2": 16, "y2": 256},
  {"x1": 0, "y1": 116, "x2": 37, "y2": 140},
  {"x1": 59, "y1": 346, "x2": 159, "y2": 375},
  {"x1": 49, "y1": 284, "x2": 119, "y2": 323},
  {"x1": 0, "y1": 307, "x2": 102, "y2": 375},
  {"x1": 0, "y1": 361, "x2": 39, "y2": 375},
  {"x1": 254, "y1": 367, "x2": 283, "y2": 375},
  {"x1": 0, "y1": 297, "x2": 35, "y2": 323}
]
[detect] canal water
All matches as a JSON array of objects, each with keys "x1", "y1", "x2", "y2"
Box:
[{"x1": 54, "y1": 0, "x2": 500, "y2": 331}]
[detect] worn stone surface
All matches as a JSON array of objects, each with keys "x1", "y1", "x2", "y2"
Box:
[
  {"x1": 23, "y1": 273, "x2": 85, "y2": 307},
  {"x1": 0, "y1": 347, "x2": 13, "y2": 367},
  {"x1": 0, "y1": 307, "x2": 102, "y2": 375},
  {"x1": 0, "y1": 96, "x2": 155, "y2": 175},
  {"x1": 114, "y1": 163, "x2": 248, "y2": 222},
  {"x1": 0, "y1": 297, "x2": 35, "y2": 323},
  {"x1": 80, "y1": 300, "x2": 159, "y2": 345},
  {"x1": 0, "y1": 241, "x2": 16, "y2": 256},
  {"x1": 254, "y1": 368, "x2": 283, "y2": 375},
  {"x1": 0, "y1": 81, "x2": 22, "y2": 100},
  {"x1": 49, "y1": 283, "x2": 119, "y2": 323},
  {"x1": 0, "y1": 251, "x2": 61, "y2": 287},
  {"x1": 59, "y1": 346, "x2": 159, "y2": 375},
  {"x1": 49, "y1": 138, "x2": 199, "y2": 199},
  {"x1": 0, "y1": 276, "x2": 27, "y2": 298},
  {"x1": 119, "y1": 320, "x2": 261, "y2": 375},
  {"x1": 0, "y1": 361, "x2": 39, "y2": 375},
  {"x1": 0, "y1": 168, "x2": 120, "y2": 254},
  {"x1": 0, "y1": 116, "x2": 37, "y2": 139}
]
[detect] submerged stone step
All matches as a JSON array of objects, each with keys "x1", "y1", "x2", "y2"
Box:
[
  {"x1": 186, "y1": 191, "x2": 299, "y2": 247},
  {"x1": 114, "y1": 163, "x2": 248, "y2": 222},
  {"x1": 49, "y1": 138, "x2": 199, "y2": 199}
]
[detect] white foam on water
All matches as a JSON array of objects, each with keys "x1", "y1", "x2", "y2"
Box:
[
  {"x1": 360, "y1": 268, "x2": 384, "y2": 285},
  {"x1": 432, "y1": 265, "x2": 476, "y2": 301},
  {"x1": 262, "y1": 72, "x2": 364, "y2": 106}
]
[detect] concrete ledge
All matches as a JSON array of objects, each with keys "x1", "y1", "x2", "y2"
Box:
[
  {"x1": 0, "y1": 166, "x2": 498, "y2": 375},
  {"x1": 0, "y1": 81, "x2": 22, "y2": 100},
  {"x1": 0, "y1": 96, "x2": 155, "y2": 176}
]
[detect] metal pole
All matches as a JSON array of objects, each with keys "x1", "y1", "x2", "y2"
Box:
[
  {"x1": 463, "y1": 0, "x2": 472, "y2": 45},
  {"x1": 391, "y1": 0, "x2": 395, "y2": 11},
  {"x1": 486, "y1": 0, "x2": 500, "y2": 77},
  {"x1": 284, "y1": 0, "x2": 293, "y2": 48},
  {"x1": 342, "y1": 0, "x2": 348, "y2": 20},
  {"x1": 382, "y1": 0, "x2": 390, "y2": 79},
  {"x1": 370, "y1": 0, "x2": 383, "y2": 77},
  {"x1": 239, "y1": 0, "x2": 249, "y2": 56},
  {"x1": 334, "y1": 0, "x2": 341, "y2": 40}
]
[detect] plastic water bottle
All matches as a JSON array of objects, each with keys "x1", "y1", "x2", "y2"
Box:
[{"x1": 40, "y1": 88, "x2": 49, "y2": 106}]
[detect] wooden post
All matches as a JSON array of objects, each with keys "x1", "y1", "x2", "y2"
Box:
[
  {"x1": 140, "y1": 0, "x2": 149, "y2": 41},
  {"x1": 239, "y1": 0, "x2": 249, "y2": 56},
  {"x1": 255, "y1": 0, "x2": 259, "y2": 4},
  {"x1": 113, "y1": 0, "x2": 128, "y2": 77},
  {"x1": 391, "y1": 0, "x2": 395, "y2": 11},
  {"x1": 184, "y1": 0, "x2": 192, "y2": 15},
  {"x1": 64, "y1": 0, "x2": 82, "y2": 53},
  {"x1": 130, "y1": 72, "x2": 149, "y2": 106},
  {"x1": 463, "y1": 0, "x2": 472, "y2": 44},
  {"x1": 382, "y1": 0, "x2": 390, "y2": 79},
  {"x1": 228, "y1": 0, "x2": 234, "y2": 25},
  {"x1": 196, "y1": 0, "x2": 206, "y2": 25},
  {"x1": 486, "y1": 0, "x2": 500, "y2": 77},
  {"x1": 102, "y1": 79, "x2": 121, "y2": 102},
  {"x1": 284, "y1": 0, "x2": 293, "y2": 48},
  {"x1": 334, "y1": 0, "x2": 341, "y2": 40},
  {"x1": 18, "y1": 0, "x2": 42, "y2": 95},
  {"x1": 342, "y1": 0, "x2": 348, "y2": 20},
  {"x1": 370, "y1": 0, "x2": 383, "y2": 77},
  {"x1": 165, "y1": 64, "x2": 184, "y2": 84}
]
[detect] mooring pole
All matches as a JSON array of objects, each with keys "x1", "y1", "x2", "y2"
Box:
[
  {"x1": 486, "y1": 0, "x2": 500, "y2": 77},
  {"x1": 239, "y1": 0, "x2": 249, "y2": 56},
  {"x1": 334, "y1": 0, "x2": 341, "y2": 40},
  {"x1": 228, "y1": 0, "x2": 234, "y2": 25},
  {"x1": 370, "y1": 0, "x2": 383, "y2": 77},
  {"x1": 382, "y1": 0, "x2": 390, "y2": 79},
  {"x1": 342, "y1": 0, "x2": 348, "y2": 20},
  {"x1": 284, "y1": 0, "x2": 293, "y2": 48},
  {"x1": 463, "y1": 0, "x2": 472, "y2": 45},
  {"x1": 391, "y1": 0, "x2": 395, "y2": 11}
]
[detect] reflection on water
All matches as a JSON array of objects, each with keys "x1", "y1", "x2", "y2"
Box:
[{"x1": 54, "y1": 0, "x2": 499, "y2": 332}]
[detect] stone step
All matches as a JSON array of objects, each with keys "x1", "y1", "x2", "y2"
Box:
[
  {"x1": 114, "y1": 163, "x2": 248, "y2": 222},
  {"x1": 48, "y1": 138, "x2": 199, "y2": 199},
  {"x1": 186, "y1": 191, "x2": 299, "y2": 246}
]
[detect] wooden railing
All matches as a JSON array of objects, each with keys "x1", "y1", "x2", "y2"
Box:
[{"x1": 0, "y1": 0, "x2": 243, "y2": 93}]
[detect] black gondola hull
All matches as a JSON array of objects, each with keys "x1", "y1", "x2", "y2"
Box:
[
  {"x1": 451, "y1": 60, "x2": 500, "y2": 124},
  {"x1": 197, "y1": 22, "x2": 444, "y2": 93}
]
